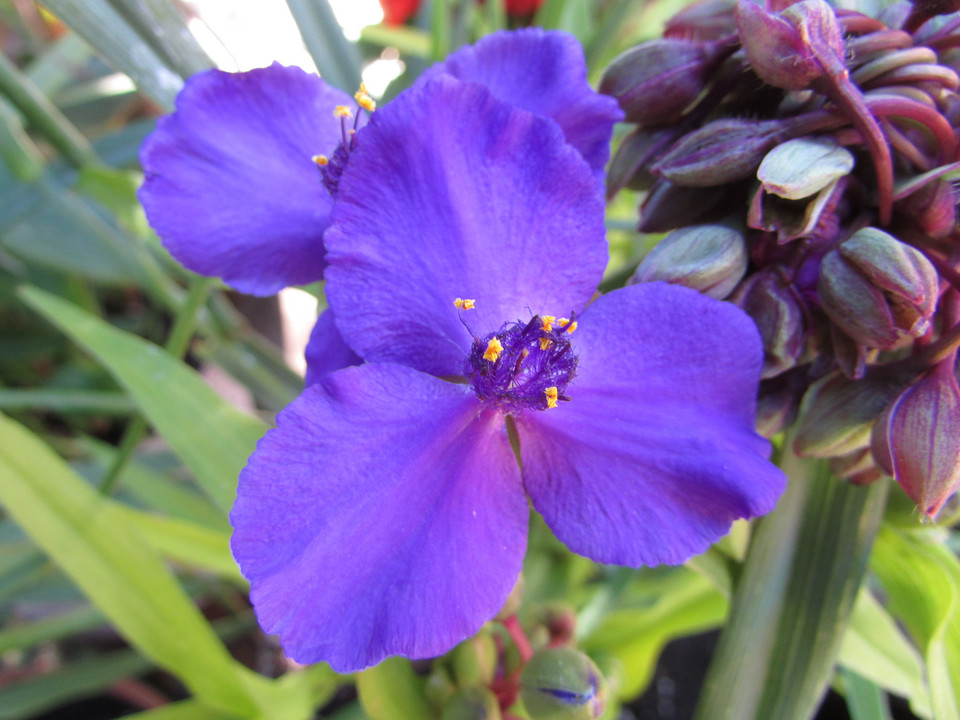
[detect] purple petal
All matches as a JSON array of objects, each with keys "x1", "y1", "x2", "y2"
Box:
[
  {"x1": 304, "y1": 308, "x2": 361, "y2": 386},
  {"x1": 426, "y1": 29, "x2": 624, "y2": 181},
  {"x1": 517, "y1": 283, "x2": 787, "y2": 566},
  {"x1": 231, "y1": 363, "x2": 527, "y2": 671},
  {"x1": 324, "y1": 75, "x2": 608, "y2": 377},
  {"x1": 140, "y1": 64, "x2": 355, "y2": 295}
]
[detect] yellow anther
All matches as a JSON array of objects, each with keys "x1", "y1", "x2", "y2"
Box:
[
  {"x1": 541, "y1": 315, "x2": 556, "y2": 332},
  {"x1": 312, "y1": 154, "x2": 329, "y2": 166},
  {"x1": 356, "y1": 93, "x2": 376, "y2": 112},
  {"x1": 483, "y1": 337, "x2": 503, "y2": 362},
  {"x1": 358, "y1": 82, "x2": 369, "y2": 95},
  {"x1": 558, "y1": 318, "x2": 578, "y2": 334},
  {"x1": 334, "y1": 105, "x2": 353, "y2": 118},
  {"x1": 565, "y1": 321, "x2": 578, "y2": 334},
  {"x1": 454, "y1": 298, "x2": 476, "y2": 310},
  {"x1": 545, "y1": 387, "x2": 559, "y2": 409},
  {"x1": 539, "y1": 337, "x2": 553, "y2": 351}
]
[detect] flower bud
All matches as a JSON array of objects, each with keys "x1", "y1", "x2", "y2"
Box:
[
  {"x1": 425, "y1": 666, "x2": 458, "y2": 708},
  {"x1": 632, "y1": 224, "x2": 747, "y2": 299},
  {"x1": 652, "y1": 118, "x2": 783, "y2": 186},
  {"x1": 449, "y1": 631, "x2": 499, "y2": 687},
  {"x1": 665, "y1": 0, "x2": 738, "y2": 40},
  {"x1": 830, "y1": 447, "x2": 884, "y2": 485},
  {"x1": 735, "y1": 0, "x2": 845, "y2": 91},
  {"x1": 756, "y1": 367, "x2": 806, "y2": 437},
  {"x1": 818, "y1": 228, "x2": 940, "y2": 349},
  {"x1": 729, "y1": 270, "x2": 806, "y2": 378},
  {"x1": 600, "y1": 39, "x2": 728, "y2": 125},
  {"x1": 871, "y1": 360, "x2": 960, "y2": 518},
  {"x1": 638, "y1": 180, "x2": 740, "y2": 233},
  {"x1": 521, "y1": 647, "x2": 607, "y2": 720},
  {"x1": 607, "y1": 126, "x2": 681, "y2": 198},
  {"x1": 793, "y1": 368, "x2": 914, "y2": 457},
  {"x1": 896, "y1": 178, "x2": 958, "y2": 239},
  {"x1": 440, "y1": 687, "x2": 503, "y2": 720},
  {"x1": 528, "y1": 602, "x2": 578, "y2": 648}
]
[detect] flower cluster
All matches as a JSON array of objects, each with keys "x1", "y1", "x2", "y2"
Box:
[
  {"x1": 603, "y1": 0, "x2": 960, "y2": 517},
  {"x1": 140, "y1": 30, "x2": 785, "y2": 673}
]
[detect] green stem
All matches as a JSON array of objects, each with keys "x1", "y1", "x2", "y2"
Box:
[
  {"x1": 99, "y1": 277, "x2": 215, "y2": 495},
  {"x1": 0, "y1": 51, "x2": 97, "y2": 168}
]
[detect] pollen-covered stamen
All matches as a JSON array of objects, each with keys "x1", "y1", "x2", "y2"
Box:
[
  {"x1": 312, "y1": 93, "x2": 372, "y2": 198},
  {"x1": 355, "y1": 83, "x2": 376, "y2": 112},
  {"x1": 465, "y1": 313, "x2": 579, "y2": 413},
  {"x1": 454, "y1": 298, "x2": 476, "y2": 310},
  {"x1": 312, "y1": 154, "x2": 329, "y2": 167}
]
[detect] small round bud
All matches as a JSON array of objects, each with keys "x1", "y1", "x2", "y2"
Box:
[
  {"x1": 520, "y1": 647, "x2": 607, "y2": 720},
  {"x1": 449, "y1": 631, "x2": 499, "y2": 687},
  {"x1": 632, "y1": 224, "x2": 748, "y2": 300},
  {"x1": 440, "y1": 687, "x2": 503, "y2": 720},
  {"x1": 729, "y1": 269, "x2": 806, "y2": 378},
  {"x1": 528, "y1": 602, "x2": 578, "y2": 648},
  {"x1": 425, "y1": 666, "x2": 457, "y2": 709}
]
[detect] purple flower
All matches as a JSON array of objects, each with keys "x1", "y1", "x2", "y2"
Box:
[
  {"x1": 230, "y1": 73, "x2": 787, "y2": 672},
  {"x1": 138, "y1": 29, "x2": 621, "y2": 296}
]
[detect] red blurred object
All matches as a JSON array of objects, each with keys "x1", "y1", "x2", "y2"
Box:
[{"x1": 379, "y1": 0, "x2": 543, "y2": 24}]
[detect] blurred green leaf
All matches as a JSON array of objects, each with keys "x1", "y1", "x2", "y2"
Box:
[
  {"x1": 357, "y1": 657, "x2": 432, "y2": 720},
  {"x1": 535, "y1": 0, "x2": 595, "y2": 46},
  {"x1": 0, "y1": 387, "x2": 134, "y2": 414},
  {"x1": 871, "y1": 525, "x2": 960, "y2": 720},
  {"x1": 285, "y1": 0, "x2": 362, "y2": 92},
  {"x1": 0, "y1": 97, "x2": 44, "y2": 182},
  {"x1": 838, "y1": 588, "x2": 929, "y2": 716},
  {"x1": 19, "y1": 285, "x2": 267, "y2": 514},
  {"x1": 840, "y1": 669, "x2": 894, "y2": 720},
  {"x1": 121, "y1": 699, "x2": 238, "y2": 720},
  {"x1": 0, "y1": 411, "x2": 260, "y2": 715},
  {"x1": 0, "y1": 604, "x2": 105, "y2": 654},
  {"x1": 359, "y1": 24, "x2": 431, "y2": 59},
  {"x1": 106, "y1": 0, "x2": 213, "y2": 78},
  {"x1": 694, "y1": 451, "x2": 889, "y2": 720},
  {"x1": 40, "y1": 0, "x2": 184, "y2": 110}
]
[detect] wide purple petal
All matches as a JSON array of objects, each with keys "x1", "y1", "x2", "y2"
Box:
[
  {"x1": 140, "y1": 64, "x2": 355, "y2": 295},
  {"x1": 304, "y1": 308, "x2": 361, "y2": 386},
  {"x1": 324, "y1": 75, "x2": 608, "y2": 377},
  {"x1": 516, "y1": 283, "x2": 787, "y2": 566},
  {"x1": 231, "y1": 363, "x2": 528, "y2": 671},
  {"x1": 425, "y1": 29, "x2": 624, "y2": 182}
]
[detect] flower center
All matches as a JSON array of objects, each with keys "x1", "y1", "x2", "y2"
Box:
[
  {"x1": 311, "y1": 84, "x2": 375, "y2": 197},
  {"x1": 458, "y1": 299, "x2": 579, "y2": 413}
]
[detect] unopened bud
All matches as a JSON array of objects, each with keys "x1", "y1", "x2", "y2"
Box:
[
  {"x1": 793, "y1": 368, "x2": 914, "y2": 457},
  {"x1": 830, "y1": 447, "x2": 884, "y2": 485},
  {"x1": 425, "y1": 666, "x2": 457, "y2": 708},
  {"x1": 756, "y1": 137, "x2": 854, "y2": 200},
  {"x1": 449, "y1": 631, "x2": 499, "y2": 687},
  {"x1": 729, "y1": 270, "x2": 806, "y2": 378},
  {"x1": 735, "y1": 0, "x2": 845, "y2": 91},
  {"x1": 521, "y1": 647, "x2": 607, "y2": 720},
  {"x1": 896, "y1": 178, "x2": 957, "y2": 239},
  {"x1": 819, "y1": 228, "x2": 939, "y2": 349},
  {"x1": 440, "y1": 687, "x2": 503, "y2": 720},
  {"x1": 638, "y1": 180, "x2": 739, "y2": 233},
  {"x1": 871, "y1": 360, "x2": 960, "y2": 518},
  {"x1": 529, "y1": 602, "x2": 578, "y2": 648},
  {"x1": 600, "y1": 39, "x2": 728, "y2": 125},
  {"x1": 607, "y1": 126, "x2": 681, "y2": 198},
  {"x1": 756, "y1": 368, "x2": 806, "y2": 437},
  {"x1": 652, "y1": 118, "x2": 783, "y2": 186},
  {"x1": 665, "y1": 0, "x2": 738, "y2": 40},
  {"x1": 632, "y1": 224, "x2": 747, "y2": 299}
]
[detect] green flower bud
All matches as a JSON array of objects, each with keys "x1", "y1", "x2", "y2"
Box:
[
  {"x1": 729, "y1": 270, "x2": 806, "y2": 378},
  {"x1": 632, "y1": 224, "x2": 748, "y2": 299},
  {"x1": 440, "y1": 686, "x2": 503, "y2": 720},
  {"x1": 818, "y1": 228, "x2": 939, "y2": 349},
  {"x1": 425, "y1": 666, "x2": 458, "y2": 709},
  {"x1": 450, "y1": 631, "x2": 499, "y2": 687},
  {"x1": 600, "y1": 39, "x2": 728, "y2": 125},
  {"x1": 757, "y1": 137, "x2": 855, "y2": 200},
  {"x1": 521, "y1": 647, "x2": 607, "y2": 720},
  {"x1": 871, "y1": 360, "x2": 960, "y2": 518}
]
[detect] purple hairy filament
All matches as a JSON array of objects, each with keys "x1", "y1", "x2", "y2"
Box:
[{"x1": 465, "y1": 314, "x2": 579, "y2": 413}]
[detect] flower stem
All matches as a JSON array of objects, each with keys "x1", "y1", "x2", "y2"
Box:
[{"x1": 502, "y1": 615, "x2": 534, "y2": 664}]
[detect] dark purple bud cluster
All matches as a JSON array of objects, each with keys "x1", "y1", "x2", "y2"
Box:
[
  {"x1": 603, "y1": 0, "x2": 960, "y2": 517},
  {"x1": 465, "y1": 315, "x2": 579, "y2": 413}
]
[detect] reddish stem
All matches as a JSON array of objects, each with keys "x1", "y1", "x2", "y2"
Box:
[{"x1": 502, "y1": 615, "x2": 534, "y2": 664}]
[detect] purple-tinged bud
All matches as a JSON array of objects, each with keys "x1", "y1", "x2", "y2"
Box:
[
  {"x1": 756, "y1": 367, "x2": 807, "y2": 437},
  {"x1": 830, "y1": 447, "x2": 884, "y2": 485},
  {"x1": 730, "y1": 269, "x2": 806, "y2": 378},
  {"x1": 735, "y1": 0, "x2": 845, "y2": 91},
  {"x1": 665, "y1": 0, "x2": 738, "y2": 40},
  {"x1": 871, "y1": 360, "x2": 960, "y2": 518},
  {"x1": 794, "y1": 367, "x2": 915, "y2": 457},
  {"x1": 632, "y1": 224, "x2": 747, "y2": 299},
  {"x1": 819, "y1": 228, "x2": 940, "y2": 349},
  {"x1": 440, "y1": 687, "x2": 503, "y2": 720},
  {"x1": 600, "y1": 39, "x2": 729, "y2": 125},
  {"x1": 521, "y1": 647, "x2": 607, "y2": 720},
  {"x1": 638, "y1": 180, "x2": 742, "y2": 233},
  {"x1": 528, "y1": 602, "x2": 578, "y2": 648},
  {"x1": 652, "y1": 118, "x2": 784, "y2": 186},
  {"x1": 606, "y1": 126, "x2": 682, "y2": 199},
  {"x1": 896, "y1": 178, "x2": 958, "y2": 239}
]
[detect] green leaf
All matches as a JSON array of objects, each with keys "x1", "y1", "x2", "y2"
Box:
[
  {"x1": 359, "y1": 24, "x2": 431, "y2": 59},
  {"x1": 357, "y1": 657, "x2": 432, "y2": 720},
  {"x1": 0, "y1": 604, "x2": 105, "y2": 654},
  {"x1": 284, "y1": 0, "x2": 362, "y2": 92},
  {"x1": 120, "y1": 699, "x2": 238, "y2": 720},
  {"x1": 105, "y1": 0, "x2": 213, "y2": 78},
  {"x1": 582, "y1": 568, "x2": 727, "y2": 698},
  {"x1": 871, "y1": 525, "x2": 960, "y2": 720},
  {"x1": 838, "y1": 588, "x2": 929, "y2": 716},
  {"x1": 18, "y1": 285, "x2": 268, "y2": 514},
  {"x1": 693, "y1": 448, "x2": 889, "y2": 720},
  {"x1": 840, "y1": 669, "x2": 894, "y2": 720},
  {"x1": 0, "y1": 387, "x2": 134, "y2": 414},
  {"x1": 0, "y1": 411, "x2": 260, "y2": 715},
  {"x1": 40, "y1": 0, "x2": 184, "y2": 110}
]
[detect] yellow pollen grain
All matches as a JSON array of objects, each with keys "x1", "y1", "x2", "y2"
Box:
[
  {"x1": 356, "y1": 94, "x2": 376, "y2": 112},
  {"x1": 558, "y1": 318, "x2": 577, "y2": 334},
  {"x1": 483, "y1": 337, "x2": 503, "y2": 362},
  {"x1": 565, "y1": 321, "x2": 578, "y2": 334},
  {"x1": 334, "y1": 105, "x2": 353, "y2": 118},
  {"x1": 541, "y1": 315, "x2": 556, "y2": 332},
  {"x1": 539, "y1": 337, "x2": 552, "y2": 351},
  {"x1": 545, "y1": 386, "x2": 559, "y2": 409},
  {"x1": 312, "y1": 154, "x2": 329, "y2": 166},
  {"x1": 454, "y1": 298, "x2": 476, "y2": 310}
]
